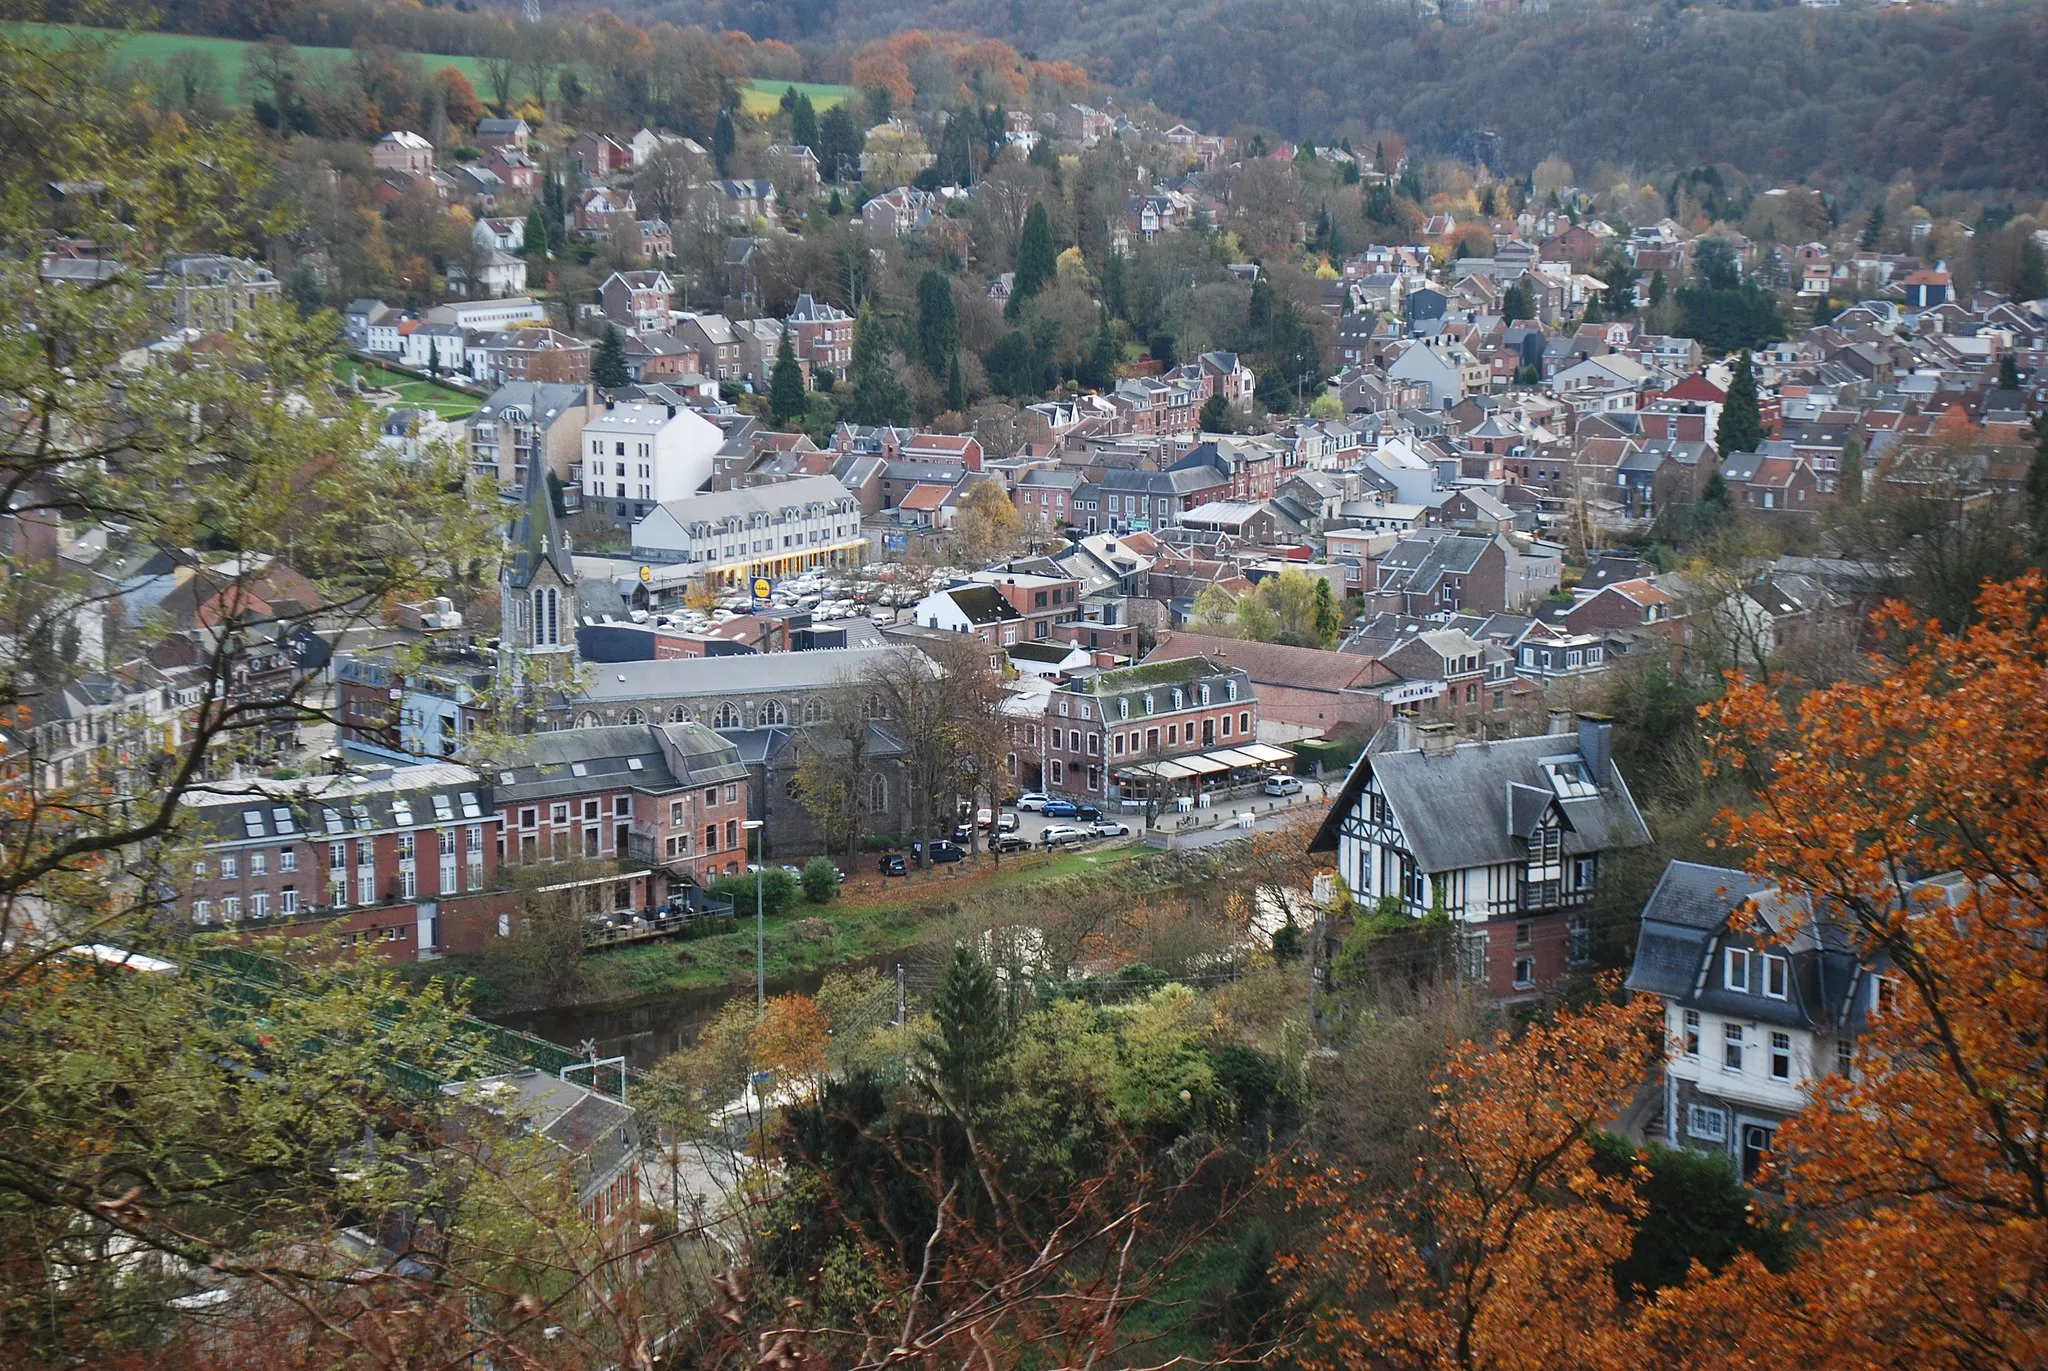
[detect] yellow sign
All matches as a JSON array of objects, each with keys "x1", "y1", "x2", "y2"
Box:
[
  {"x1": 638, "y1": 565, "x2": 652, "y2": 584},
  {"x1": 751, "y1": 577, "x2": 772, "y2": 601}
]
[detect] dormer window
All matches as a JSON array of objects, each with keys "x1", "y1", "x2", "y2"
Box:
[
  {"x1": 1763, "y1": 953, "x2": 1788, "y2": 999},
  {"x1": 1725, "y1": 947, "x2": 1751, "y2": 992},
  {"x1": 1171, "y1": 688, "x2": 1184, "y2": 710}
]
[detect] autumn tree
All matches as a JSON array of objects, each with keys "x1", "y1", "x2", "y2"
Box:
[
  {"x1": 948, "y1": 475, "x2": 1024, "y2": 564},
  {"x1": 1282, "y1": 991, "x2": 1658, "y2": 1371}
]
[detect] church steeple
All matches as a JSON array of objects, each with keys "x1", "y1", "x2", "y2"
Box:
[{"x1": 500, "y1": 471, "x2": 577, "y2": 657}]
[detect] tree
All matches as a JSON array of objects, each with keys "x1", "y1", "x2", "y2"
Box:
[
  {"x1": 793, "y1": 681, "x2": 887, "y2": 872},
  {"x1": 1201, "y1": 393, "x2": 1234, "y2": 433},
  {"x1": 1860, "y1": 201, "x2": 1886, "y2": 251},
  {"x1": 922, "y1": 945, "x2": 1005, "y2": 1122},
  {"x1": 1502, "y1": 277, "x2": 1535, "y2": 324},
  {"x1": 712, "y1": 105, "x2": 736, "y2": 176},
  {"x1": 800, "y1": 855, "x2": 839, "y2": 904},
  {"x1": 1648, "y1": 268, "x2": 1668, "y2": 307},
  {"x1": 1284, "y1": 992, "x2": 1658, "y2": 1371},
  {"x1": 816, "y1": 103, "x2": 861, "y2": 183},
  {"x1": 949, "y1": 476, "x2": 1024, "y2": 564},
  {"x1": 1999, "y1": 352, "x2": 2021, "y2": 391},
  {"x1": 2016, "y1": 237, "x2": 2048, "y2": 303},
  {"x1": 1616, "y1": 574, "x2": 2048, "y2": 1371},
  {"x1": 1588, "y1": 1135, "x2": 1794, "y2": 1300},
  {"x1": 1100, "y1": 249, "x2": 1127, "y2": 321},
  {"x1": 1008, "y1": 201, "x2": 1057, "y2": 317},
  {"x1": 1818, "y1": 430, "x2": 1859, "y2": 506},
  {"x1": 1311, "y1": 575, "x2": 1342, "y2": 645},
  {"x1": 2029, "y1": 417, "x2": 2048, "y2": 556},
  {"x1": 426, "y1": 338, "x2": 441, "y2": 377},
  {"x1": 522, "y1": 205, "x2": 550, "y2": 259},
  {"x1": 849, "y1": 303, "x2": 910, "y2": 426},
  {"x1": 1086, "y1": 303, "x2": 1117, "y2": 390},
  {"x1": 591, "y1": 322, "x2": 629, "y2": 389},
  {"x1": 1716, "y1": 351, "x2": 1763, "y2": 456},
  {"x1": 915, "y1": 269, "x2": 958, "y2": 377},
  {"x1": 791, "y1": 91, "x2": 819, "y2": 153},
  {"x1": 769, "y1": 329, "x2": 806, "y2": 423},
  {"x1": 945, "y1": 351, "x2": 966, "y2": 414}
]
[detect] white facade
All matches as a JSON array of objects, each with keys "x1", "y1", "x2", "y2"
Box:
[
  {"x1": 579, "y1": 402, "x2": 721, "y2": 522},
  {"x1": 630, "y1": 475, "x2": 865, "y2": 584},
  {"x1": 426, "y1": 297, "x2": 548, "y2": 331}
]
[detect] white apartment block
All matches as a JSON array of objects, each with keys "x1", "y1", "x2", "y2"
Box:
[
  {"x1": 579, "y1": 400, "x2": 721, "y2": 526},
  {"x1": 630, "y1": 475, "x2": 865, "y2": 585}
]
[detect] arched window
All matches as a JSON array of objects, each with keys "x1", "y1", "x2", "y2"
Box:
[
  {"x1": 802, "y1": 697, "x2": 826, "y2": 724},
  {"x1": 867, "y1": 774, "x2": 888, "y2": 813},
  {"x1": 531, "y1": 586, "x2": 560, "y2": 647},
  {"x1": 713, "y1": 702, "x2": 741, "y2": 729},
  {"x1": 864, "y1": 693, "x2": 887, "y2": 720},
  {"x1": 668, "y1": 706, "x2": 690, "y2": 723},
  {"x1": 759, "y1": 699, "x2": 787, "y2": 726},
  {"x1": 579, "y1": 711, "x2": 601, "y2": 729},
  {"x1": 623, "y1": 708, "x2": 646, "y2": 725}
]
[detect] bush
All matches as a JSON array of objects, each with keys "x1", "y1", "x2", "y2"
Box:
[
  {"x1": 1588, "y1": 1132, "x2": 1796, "y2": 1297},
  {"x1": 800, "y1": 856, "x2": 840, "y2": 904},
  {"x1": 709, "y1": 868, "x2": 799, "y2": 916}
]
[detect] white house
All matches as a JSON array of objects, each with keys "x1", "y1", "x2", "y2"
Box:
[
  {"x1": 1361, "y1": 437, "x2": 1439, "y2": 506},
  {"x1": 473, "y1": 216, "x2": 526, "y2": 252},
  {"x1": 1622, "y1": 861, "x2": 1949, "y2": 1179},
  {"x1": 398, "y1": 322, "x2": 468, "y2": 374},
  {"x1": 630, "y1": 475, "x2": 865, "y2": 586},
  {"x1": 425, "y1": 296, "x2": 547, "y2": 331},
  {"x1": 579, "y1": 400, "x2": 722, "y2": 527},
  {"x1": 450, "y1": 250, "x2": 528, "y2": 300},
  {"x1": 1309, "y1": 713, "x2": 1653, "y2": 1001}
]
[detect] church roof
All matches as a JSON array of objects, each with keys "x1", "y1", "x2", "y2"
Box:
[{"x1": 504, "y1": 469, "x2": 574, "y2": 590}]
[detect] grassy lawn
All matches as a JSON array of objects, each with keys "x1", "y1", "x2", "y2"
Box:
[
  {"x1": 739, "y1": 79, "x2": 855, "y2": 117},
  {"x1": 5, "y1": 22, "x2": 509, "y2": 98},
  {"x1": 336, "y1": 359, "x2": 482, "y2": 420}
]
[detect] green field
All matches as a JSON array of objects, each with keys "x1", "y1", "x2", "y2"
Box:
[
  {"x1": 5, "y1": 22, "x2": 513, "y2": 101},
  {"x1": 336, "y1": 359, "x2": 482, "y2": 420},
  {"x1": 12, "y1": 24, "x2": 852, "y2": 123},
  {"x1": 739, "y1": 79, "x2": 855, "y2": 117}
]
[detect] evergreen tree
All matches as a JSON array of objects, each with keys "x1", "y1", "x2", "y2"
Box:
[
  {"x1": 791, "y1": 92, "x2": 818, "y2": 152},
  {"x1": 1717, "y1": 351, "x2": 1764, "y2": 456},
  {"x1": 921, "y1": 945, "x2": 1004, "y2": 1121},
  {"x1": 1247, "y1": 278, "x2": 1274, "y2": 334},
  {"x1": 2015, "y1": 239, "x2": 2048, "y2": 302},
  {"x1": 1008, "y1": 202, "x2": 1056, "y2": 317},
  {"x1": 1649, "y1": 268, "x2": 1668, "y2": 307},
  {"x1": 849, "y1": 305, "x2": 910, "y2": 425},
  {"x1": 1087, "y1": 304, "x2": 1116, "y2": 391},
  {"x1": 1999, "y1": 353, "x2": 2020, "y2": 390},
  {"x1": 1502, "y1": 279, "x2": 1535, "y2": 324},
  {"x1": 1375, "y1": 139, "x2": 1386, "y2": 171},
  {"x1": 816, "y1": 104, "x2": 860, "y2": 183},
  {"x1": 826, "y1": 188, "x2": 843, "y2": 215},
  {"x1": 1860, "y1": 202, "x2": 1886, "y2": 251},
  {"x1": 1838, "y1": 435, "x2": 1863, "y2": 505},
  {"x1": 1311, "y1": 575, "x2": 1341, "y2": 648},
  {"x1": 1300, "y1": 137, "x2": 1316, "y2": 160},
  {"x1": 779, "y1": 85, "x2": 797, "y2": 117},
  {"x1": 591, "y1": 324, "x2": 629, "y2": 390},
  {"x1": 915, "y1": 270, "x2": 958, "y2": 378},
  {"x1": 770, "y1": 330, "x2": 806, "y2": 423},
  {"x1": 523, "y1": 206, "x2": 549, "y2": 258},
  {"x1": 712, "y1": 106, "x2": 736, "y2": 177},
  {"x1": 1813, "y1": 294, "x2": 1838, "y2": 327},
  {"x1": 945, "y1": 352, "x2": 965, "y2": 413},
  {"x1": 426, "y1": 339, "x2": 441, "y2": 378},
  {"x1": 1200, "y1": 393, "x2": 1232, "y2": 433},
  {"x1": 1100, "y1": 250, "x2": 1126, "y2": 321}
]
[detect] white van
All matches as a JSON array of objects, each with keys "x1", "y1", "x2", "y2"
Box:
[{"x1": 1262, "y1": 774, "x2": 1304, "y2": 797}]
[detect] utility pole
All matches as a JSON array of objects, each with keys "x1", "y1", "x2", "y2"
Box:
[{"x1": 896, "y1": 962, "x2": 907, "y2": 1027}]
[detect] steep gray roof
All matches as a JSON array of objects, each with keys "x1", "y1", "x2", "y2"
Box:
[
  {"x1": 574, "y1": 646, "x2": 926, "y2": 703},
  {"x1": 1310, "y1": 729, "x2": 1651, "y2": 872},
  {"x1": 494, "y1": 722, "x2": 745, "y2": 803},
  {"x1": 504, "y1": 464, "x2": 574, "y2": 590}
]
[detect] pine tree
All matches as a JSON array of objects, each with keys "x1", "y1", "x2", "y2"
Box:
[
  {"x1": 945, "y1": 352, "x2": 965, "y2": 414},
  {"x1": 1503, "y1": 279, "x2": 1534, "y2": 324},
  {"x1": 1088, "y1": 304, "x2": 1116, "y2": 391},
  {"x1": 591, "y1": 324, "x2": 629, "y2": 390},
  {"x1": 1100, "y1": 250, "x2": 1126, "y2": 321},
  {"x1": 826, "y1": 188, "x2": 843, "y2": 216},
  {"x1": 1717, "y1": 351, "x2": 1764, "y2": 456},
  {"x1": 921, "y1": 945, "x2": 1003, "y2": 1121},
  {"x1": 426, "y1": 339, "x2": 441, "y2": 377},
  {"x1": 1008, "y1": 202, "x2": 1056, "y2": 317},
  {"x1": 523, "y1": 206, "x2": 549, "y2": 259},
  {"x1": 1649, "y1": 268, "x2": 1668, "y2": 307},
  {"x1": 1311, "y1": 576, "x2": 1341, "y2": 648},
  {"x1": 770, "y1": 330, "x2": 805, "y2": 423},
  {"x1": 1838, "y1": 435, "x2": 1863, "y2": 505},
  {"x1": 915, "y1": 270, "x2": 958, "y2": 378},
  {"x1": 1860, "y1": 202, "x2": 1886, "y2": 251},
  {"x1": 2015, "y1": 239, "x2": 2048, "y2": 302},
  {"x1": 1999, "y1": 353, "x2": 2020, "y2": 391},
  {"x1": 1201, "y1": 393, "x2": 1232, "y2": 433},
  {"x1": 712, "y1": 107, "x2": 736, "y2": 177},
  {"x1": 849, "y1": 304, "x2": 909, "y2": 426},
  {"x1": 791, "y1": 92, "x2": 818, "y2": 151}
]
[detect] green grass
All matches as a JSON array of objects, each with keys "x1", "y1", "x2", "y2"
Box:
[
  {"x1": 335, "y1": 359, "x2": 482, "y2": 420},
  {"x1": 6, "y1": 22, "x2": 517, "y2": 102},
  {"x1": 739, "y1": 79, "x2": 855, "y2": 118}
]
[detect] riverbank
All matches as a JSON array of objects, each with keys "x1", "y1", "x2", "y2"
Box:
[{"x1": 415, "y1": 841, "x2": 1154, "y2": 1017}]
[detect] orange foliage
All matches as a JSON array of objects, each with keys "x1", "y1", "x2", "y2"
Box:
[
  {"x1": 429, "y1": 66, "x2": 483, "y2": 134},
  {"x1": 1281, "y1": 990, "x2": 1658, "y2": 1371},
  {"x1": 850, "y1": 49, "x2": 913, "y2": 109},
  {"x1": 751, "y1": 992, "x2": 829, "y2": 1091}
]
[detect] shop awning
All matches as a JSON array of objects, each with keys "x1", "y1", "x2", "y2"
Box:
[
  {"x1": 1178, "y1": 754, "x2": 1231, "y2": 775},
  {"x1": 1204, "y1": 747, "x2": 1260, "y2": 769},
  {"x1": 1237, "y1": 743, "x2": 1295, "y2": 764},
  {"x1": 1122, "y1": 758, "x2": 1198, "y2": 780}
]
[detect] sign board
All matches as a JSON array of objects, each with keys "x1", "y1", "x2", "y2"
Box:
[
  {"x1": 638, "y1": 565, "x2": 652, "y2": 584},
  {"x1": 882, "y1": 532, "x2": 909, "y2": 553},
  {"x1": 751, "y1": 576, "x2": 773, "y2": 609},
  {"x1": 1384, "y1": 680, "x2": 1447, "y2": 705}
]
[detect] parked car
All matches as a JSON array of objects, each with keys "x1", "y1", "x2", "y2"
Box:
[
  {"x1": 1016, "y1": 792, "x2": 1052, "y2": 812},
  {"x1": 1087, "y1": 819, "x2": 1130, "y2": 838},
  {"x1": 985, "y1": 810, "x2": 1019, "y2": 833},
  {"x1": 1263, "y1": 774, "x2": 1304, "y2": 796},
  {"x1": 1040, "y1": 825, "x2": 1089, "y2": 848},
  {"x1": 990, "y1": 833, "x2": 1031, "y2": 854},
  {"x1": 1072, "y1": 803, "x2": 1102, "y2": 822},
  {"x1": 951, "y1": 822, "x2": 975, "y2": 843},
  {"x1": 911, "y1": 839, "x2": 966, "y2": 864},
  {"x1": 877, "y1": 853, "x2": 907, "y2": 876},
  {"x1": 1042, "y1": 799, "x2": 1080, "y2": 818}
]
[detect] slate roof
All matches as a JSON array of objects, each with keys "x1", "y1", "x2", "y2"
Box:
[
  {"x1": 574, "y1": 646, "x2": 926, "y2": 703},
  {"x1": 493, "y1": 722, "x2": 745, "y2": 803},
  {"x1": 1309, "y1": 729, "x2": 1652, "y2": 872},
  {"x1": 504, "y1": 462, "x2": 575, "y2": 590},
  {"x1": 940, "y1": 584, "x2": 1021, "y2": 625}
]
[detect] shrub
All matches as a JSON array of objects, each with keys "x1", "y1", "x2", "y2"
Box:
[
  {"x1": 709, "y1": 868, "x2": 798, "y2": 916},
  {"x1": 801, "y1": 856, "x2": 840, "y2": 904}
]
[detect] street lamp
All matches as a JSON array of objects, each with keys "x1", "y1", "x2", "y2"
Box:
[{"x1": 743, "y1": 818, "x2": 766, "y2": 1016}]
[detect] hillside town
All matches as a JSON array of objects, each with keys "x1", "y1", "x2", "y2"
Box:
[{"x1": 6, "y1": 8, "x2": 2048, "y2": 1369}]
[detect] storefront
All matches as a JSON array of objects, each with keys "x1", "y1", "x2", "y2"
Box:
[{"x1": 1112, "y1": 741, "x2": 1296, "y2": 806}]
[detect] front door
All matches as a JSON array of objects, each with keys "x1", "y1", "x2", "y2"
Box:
[
  {"x1": 1202, "y1": 717, "x2": 1215, "y2": 747},
  {"x1": 1741, "y1": 1123, "x2": 1775, "y2": 1180}
]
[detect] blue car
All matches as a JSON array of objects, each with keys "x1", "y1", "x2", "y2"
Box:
[{"x1": 1042, "y1": 799, "x2": 1080, "y2": 818}]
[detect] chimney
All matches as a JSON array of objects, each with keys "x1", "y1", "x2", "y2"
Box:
[
  {"x1": 1418, "y1": 722, "x2": 1455, "y2": 758},
  {"x1": 1390, "y1": 715, "x2": 1416, "y2": 752},
  {"x1": 1546, "y1": 707, "x2": 1573, "y2": 736},
  {"x1": 1577, "y1": 712, "x2": 1614, "y2": 788}
]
